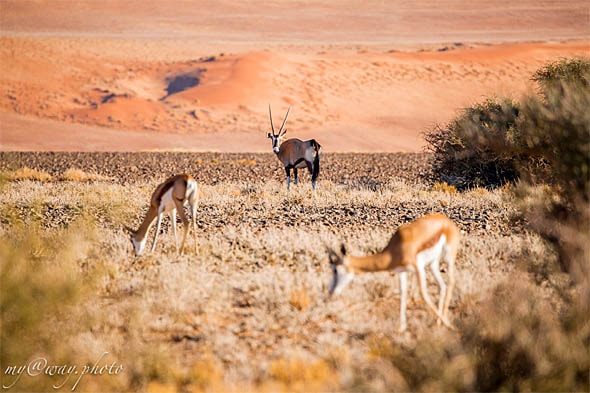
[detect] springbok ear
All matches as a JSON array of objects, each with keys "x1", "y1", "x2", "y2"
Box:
[
  {"x1": 340, "y1": 243, "x2": 347, "y2": 256},
  {"x1": 328, "y1": 252, "x2": 339, "y2": 265},
  {"x1": 327, "y1": 246, "x2": 342, "y2": 265}
]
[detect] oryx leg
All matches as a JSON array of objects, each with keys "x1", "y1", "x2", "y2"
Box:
[
  {"x1": 285, "y1": 166, "x2": 291, "y2": 190},
  {"x1": 305, "y1": 161, "x2": 316, "y2": 189},
  {"x1": 293, "y1": 168, "x2": 299, "y2": 185}
]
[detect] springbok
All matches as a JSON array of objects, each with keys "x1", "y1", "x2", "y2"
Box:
[
  {"x1": 266, "y1": 105, "x2": 322, "y2": 190},
  {"x1": 327, "y1": 213, "x2": 460, "y2": 332},
  {"x1": 127, "y1": 174, "x2": 198, "y2": 256}
]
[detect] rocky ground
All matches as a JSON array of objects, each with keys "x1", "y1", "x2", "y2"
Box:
[
  {"x1": 0, "y1": 152, "x2": 523, "y2": 236},
  {"x1": 0, "y1": 151, "x2": 432, "y2": 186}
]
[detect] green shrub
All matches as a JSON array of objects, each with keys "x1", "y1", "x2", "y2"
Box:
[
  {"x1": 425, "y1": 58, "x2": 589, "y2": 274},
  {"x1": 412, "y1": 58, "x2": 590, "y2": 392},
  {"x1": 0, "y1": 220, "x2": 96, "y2": 391},
  {"x1": 371, "y1": 279, "x2": 589, "y2": 392},
  {"x1": 532, "y1": 57, "x2": 590, "y2": 94},
  {"x1": 520, "y1": 61, "x2": 590, "y2": 199},
  {"x1": 517, "y1": 59, "x2": 590, "y2": 276},
  {"x1": 425, "y1": 58, "x2": 589, "y2": 193},
  {"x1": 462, "y1": 281, "x2": 589, "y2": 392},
  {"x1": 424, "y1": 98, "x2": 524, "y2": 189}
]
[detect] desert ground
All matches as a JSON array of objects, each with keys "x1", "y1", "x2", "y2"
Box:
[
  {"x1": 1, "y1": 1, "x2": 589, "y2": 392},
  {"x1": 0, "y1": 152, "x2": 539, "y2": 392},
  {"x1": 1, "y1": 1, "x2": 589, "y2": 152}
]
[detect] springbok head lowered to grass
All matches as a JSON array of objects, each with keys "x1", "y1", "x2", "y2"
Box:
[
  {"x1": 327, "y1": 213, "x2": 460, "y2": 333},
  {"x1": 266, "y1": 105, "x2": 322, "y2": 190},
  {"x1": 126, "y1": 174, "x2": 199, "y2": 256}
]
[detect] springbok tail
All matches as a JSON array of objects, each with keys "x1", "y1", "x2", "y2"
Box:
[{"x1": 185, "y1": 178, "x2": 198, "y2": 203}]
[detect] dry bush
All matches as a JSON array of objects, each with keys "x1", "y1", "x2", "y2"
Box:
[
  {"x1": 512, "y1": 60, "x2": 590, "y2": 279},
  {"x1": 375, "y1": 59, "x2": 590, "y2": 392},
  {"x1": 460, "y1": 280, "x2": 589, "y2": 392},
  {"x1": 424, "y1": 98, "x2": 523, "y2": 189},
  {"x1": 0, "y1": 218, "x2": 129, "y2": 392},
  {"x1": 424, "y1": 58, "x2": 590, "y2": 192},
  {"x1": 532, "y1": 57, "x2": 590, "y2": 93},
  {"x1": 424, "y1": 55, "x2": 589, "y2": 303},
  {"x1": 1, "y1": 167, "x2": 111, "y2": 183},
  {"x1": 366, "y1": 261, "x2": 588, "y2": 392},
  {"x1": 187, "y1": 357, "x2": 222, "y2": 390}
]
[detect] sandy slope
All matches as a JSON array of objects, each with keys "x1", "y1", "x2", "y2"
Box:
[{"x1": 1, "y1": 1, "x2": 589, "y2": 152}]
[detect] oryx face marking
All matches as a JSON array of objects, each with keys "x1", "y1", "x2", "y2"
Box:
[{"x1": 267, "y1": 132, "x2": 283, "y2": 154}]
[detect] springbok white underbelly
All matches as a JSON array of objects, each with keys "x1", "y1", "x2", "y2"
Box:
[
  {"x1": 416, "y1": 234, "x2": 446, "y2": 269},
  {"x1": 159, "y1": 187, "x2": 178, "y2": 214}
]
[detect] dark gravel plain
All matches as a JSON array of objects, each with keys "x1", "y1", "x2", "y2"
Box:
[
  {"x1": 0, "y1": 152, "x2": 521, "y2": 234},
  {"x1": 0, "y1": 152, "x2": 432, "y2": 186}
]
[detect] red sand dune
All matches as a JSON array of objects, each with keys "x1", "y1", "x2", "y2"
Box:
[{"x1": 0, "y1": 1, "x2": 589, "y2": 152}]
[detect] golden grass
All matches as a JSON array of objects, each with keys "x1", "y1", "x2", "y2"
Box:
[
  {"x1": 0, "y1": 174, "x2": 585, "y2": 392},
  {"x1": 289, "y1": 287, "x2": 311, "y2": 311},
  {"x1": 431, "y1": 181, "x2": 457, "y2": 193},
  {"x1": 0, "y1": 167, "x2": 110, "y2": 183},
  {"x1": 1, "y1": 166, "x2": 53, "y2": 181},
  {"x1": 233, "y1": 158, "x2": 258, "y2": 166},
  {"x1": 59, "y1": 167, "x2": 111, "y2": 182},
  {"x1": 267, "y1": 354, "x2": 338, "y2": 392}
]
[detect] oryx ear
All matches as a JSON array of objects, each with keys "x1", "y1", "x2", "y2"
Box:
[
  {"x1": 267, "y1": 132, "x2": 272, "y2": 138},
  {"x1": 280, "y1": 128, "x2": 287, "y2": 136}
]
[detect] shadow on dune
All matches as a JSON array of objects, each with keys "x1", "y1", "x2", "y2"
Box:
[{"x1": 162, "y1": 69, "x2": 205, "y2": 99}]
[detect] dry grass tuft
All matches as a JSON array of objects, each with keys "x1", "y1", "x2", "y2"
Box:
[
  {"x1": 431, "y1": 181, "x2": 457, "y2": 193},
  {"x1": 1, "y1": 167, "x2": 111, "y2": 183},
  {"x1": 59, "y1": 167, "x2": 111, "y2": 182},
  {"x1": 234, "y1": 158, "x2": 258, "y2": 166},
  {"x1": 268, "y1": 355, "x2": 336, "y2": 390},
  {"x1": 289, "y1": 287, "x2": 311, "y2": 311},
  {"x1": 1, "y1": 167, "x2": 53, "y2": 182},
  {"x1": 186, "y1": 353, "x2": 223, "y2": 389}
]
